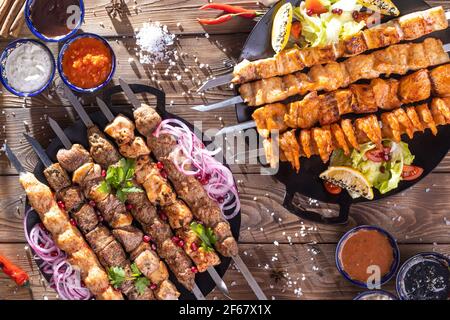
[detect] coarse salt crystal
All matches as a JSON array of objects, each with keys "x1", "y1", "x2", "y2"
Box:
[{"x1": 136, "y1": 22, "x2": 175, "y2": 64}]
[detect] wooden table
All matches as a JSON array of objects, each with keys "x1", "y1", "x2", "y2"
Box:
[{"x1": 0, "y1": 0, "x2": 449, "y2": 300}]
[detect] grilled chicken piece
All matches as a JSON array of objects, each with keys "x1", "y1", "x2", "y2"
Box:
[
  {"x1": 405, "y1": 107, "x2": 425, "y2": 132},
  {"x1": 371, "y1": 78, "x2": 401, "y2": 110},
  {"x1": 262, "y1": 138, "x2": 278, "y2": 169},
  {"x1": 416, "y1": 103, "x2": 438, "y2": 136},
  {"x1": 119, "y1": 136, "x2": 150, "y2": 158},
  {"x1": 362, "y1": 21, "x2": 401, "y2": 50},
  {"x1": 176, "y1": 227, "x2": 221, "y2": 273},
  {"x1": 381, "y1": 111, "x2": 402, "y2": 142},
  {"x1": 135, "y1": 251, "x2": 169, "y2": 285},
  {"x1": 349, "y1": 84, "x2": 378, "y2": 114},
  {"x1": 42, "y1": 204, "x2": 70, "y2": 235},
  {"x1": 299, "y1": 130, "x2": 313, "y2": 158},
  {"x1": 279, "y1": 130, "x2": 301, "y2": 172},
  {"x1": 285, "y1": 92, "x2": 321, "y2": 129},
  {"x1": 164, "y1": 200, "x2": 193, "y2": 229},
  {"x1": 104, "y1": 115, "x2": 135, "y2": 145},
  {"x1": 341, "y1": 119, "x2": 359, "y2": 150},
  {"x1": 312, "y1": 126, "x2": 333, "y2": 163},
  {"x1": 20, "y1": 172, "x2": 54, "y2": 214},
  {"x1": 430, "y1": 64, "x2": 450, "y2": 97},
  {"x1": 57, "y1": 144, "x2": 92, "y2": 173},
  {"x1": 354, "y1": 115, "x2": 382, "y2": 148},
  {"x1": 318, "y1": 93, "x2": 340, "y2": 126},
  {"x1": 393, "y1": 108, "x2": 415, "y2": 139},
  {"x1": 431, "y1": 98, "x2": 450, "y2": 125},
  {"x1": 398, "y1": 69, "x2": 431, "y2": 104},
  {"x1": 155, "y1": 280, "x2": 180, "y2": 300},
  {"x1": 331, "y1": 123, "x2": 350, "y2": 156},
  {"x1": 252, "y1": 103, "x2": 288, "y2": 138}
]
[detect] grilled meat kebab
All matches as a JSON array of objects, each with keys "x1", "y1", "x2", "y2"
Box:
[
  {"x1": 239, "y1": 38, "x2": 449, "y2": 107},
  {"x1": 129, "y1": 105, "x2": 239, "y2": 258},
  {"x1": 253, "y1": 64, "x2": 450, "y2": 138},
  {"x1": 17, "y1": 171, "x2": 123, "y2": 300},
  {"x1": 42, "y1": 161, "x2": 155, "y2": 300},
  {"x1": 232, "y1": 7, "x2": 448, "y2": 84},
  {"x1": 104, "y1": 113, "x2": 222, "y2": 275},
  {"x1": 266, "y1": 98, "x2": 450, "y2": 172}
]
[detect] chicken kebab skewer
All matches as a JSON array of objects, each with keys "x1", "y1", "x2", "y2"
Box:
[
  {"x1": 196, "y1": 38, "x2": 449, "y2": 117},
  {"x1": 2, "y1": 144, "x2": 123, "y2": 300},
  {"x1": 197, "y1": 6, "x2": 450, "y2": 91},
  {"x1": 266, "y1": 97, "x2": 450, "y2": 177},
  {"x1": 252, "y1": 63, "x2": 450, "y2": 138},
  {"x1": 61, "y1": 87, "x2": 206, "y2": 298},
  {"x1": 47, "y1": 118, "x2": 189, "y2": 299},
  {"x1": 23, "y1": 135, "x2": 159, "y2": 300},
  {"x1": 214, "y1": 40, "x2": 450, "y2": 136},
  {"x1": 95, "y1": 97, "x2": 229, "y2": 296},
  {"x1": 119, "y1": 80, "x2": 267, "y2": 300}
]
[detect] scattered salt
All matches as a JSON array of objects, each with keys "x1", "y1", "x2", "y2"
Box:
[{"x1": 136, "y1": 22, "x2": 175, "y2": 64}]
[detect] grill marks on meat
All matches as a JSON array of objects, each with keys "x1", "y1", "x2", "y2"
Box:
[
  {"x1": 232, "y1": 7, "x2": 448, "y2": 84},
  {"x1": 19, "y1": 173, "x2": 120, "y2": 299},
  {"x1": 88, "y1": 126, "x2": 121, "y2": 168},
  {"x1": 160, "y1": 155, "x2": 239, "y2": 257},
  {"x1": 56, "y1": 144, "x2": 92, "y2": 173},
  {"x1": 254, "y1": 64, "x2": 450, "y2": 136},
  {"x1": 241, "y1": 38, "x2": 449, "y2": 107},
  {"x1": 274, "y1": 98, "x2": 450, "y2": 171}
]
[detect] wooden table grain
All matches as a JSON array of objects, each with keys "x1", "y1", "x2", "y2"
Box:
[{"x1": 0, "y1": 0, "x2": 449, "y2": 300}]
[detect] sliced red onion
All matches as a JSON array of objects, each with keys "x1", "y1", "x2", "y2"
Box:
[
  {"x1": 156, "y1": 120, "x2": 241, "y2": 220},
  {"x1": 24, "y1": 209, "x2": 92, "y2": 300}
]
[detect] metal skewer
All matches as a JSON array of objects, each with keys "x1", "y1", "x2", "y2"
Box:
[
  {"x1": 119, "y1": 80, "x2": 268, "y2": 300},
  {"x1": 96, "y1": 97, "x2": 231, "y2": 297}
]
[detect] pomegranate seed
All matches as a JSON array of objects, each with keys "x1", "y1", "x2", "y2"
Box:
[
  {"x1": 195, "y1": 174, "x2": 202, "y2": 180},
  {"x1": 217, "y1": 196, "x2": 224, "y2": 204},
  {"x1": 352, "y1": 11, "x2": 360, "y2": 20},
  {"x1": 98, "y1": 215, "x2": 104, "y2": 222},
  {"x1": 151, "y1": 243, "x2": 157, "y2": 251},
  {"x1": 191, "y1": 266, "x2": 198, "y2": 274},
  {"x1": 200, "y1": 178, "x2": 209, "y2": 185},
  {"x1": 126, "y1": 203, "x2": 134, "y2": 211},
  {"x1": 171, "y1": 236, "x2": 180, "y2": 244},
  {"x1": 177, "y1": 240, "x2": 185, "y2": 248},
  {"x1": 332, "y1": 8, "x2": 343, "y2": 15},
  {"x1": 50, "y1": 251, "x2": 58, "y2": 257},
  {"x1": 57, "y1": 201, "x2": 65, "y2": 209},
  {"x1": 39, "y1": 243, "x2": 45, "y2": 248},
  {"x1": 159, "y1": 211, "x2": 168, "y2": 222},
  {"x1": 306, "y1": 9, "x2": 314, "y2": 16},
  {"x1": 190, "y1": 242, "x2": 199, "y2": 251},
  {"x1": 156, "y1": 162, "x2": 164, "y2": 170},
  {"x1": 143, "y1": 235, "x2": 151, "y2": 243},
  {"x1": 160, "y1": 170, "x2": 168, "y2": 179},
  {"x1": 89, "y1": 200, "x2": 96, "y2": 207},
  {"x1": 150, "y1": 283, "x2": 157, "y2": 290},
  {"x1": 101, "y1": 170, "x2": 106, "y2": 177},
  {"x1": 69, "y1": 218, "x2": 77, "y2": 226}
]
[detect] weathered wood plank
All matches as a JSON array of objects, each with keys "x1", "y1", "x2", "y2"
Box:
[
  {"x1": 1, "y1": 243, "x2": 448, "y2": 300},
  {"x1": 1, "y1": 173, "x2": 449, "y2": 244}
]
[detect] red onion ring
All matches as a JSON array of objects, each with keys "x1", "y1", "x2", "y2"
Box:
[{"x1": 24, "y1": 209, "x2": 92, "y2": 300}]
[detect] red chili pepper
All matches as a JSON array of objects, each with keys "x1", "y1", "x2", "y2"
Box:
[
  {"x1": 0, "y1": 253, "x2": 29, "y2": 287},
  {"x1": 199, "y1": 3, "x2": 258, "y2": 19},
  {"x1": 197, "y1": 13, "x2": 235, "y2": 25}
]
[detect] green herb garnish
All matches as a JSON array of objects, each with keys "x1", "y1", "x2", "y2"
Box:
[
  {"x1": 103, "y1": 158, "x2": 143, "y2": 202},
  {"x1": 190, "y1": 221, "x2": 217, "y2": 252},
  {"x1": 108, "y1": 263, "x2": 150, "y2": 295}
]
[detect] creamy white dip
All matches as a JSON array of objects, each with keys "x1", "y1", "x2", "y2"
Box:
[{"x1": 5, "y1": 42, "x2": 53, "y2": 93}]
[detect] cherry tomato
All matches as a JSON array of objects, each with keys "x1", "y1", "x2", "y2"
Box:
[
  {"x1": 291, "y1": 21, "x2": 302, "y2": 39},
  {"x1": 401, "y1": 165, "x2": 424, "y2": 181},
  {"x1": 305, "y1": 0, "x2": 328, "y2": 15},
  {"x1": 324, "y1": 181, "x2": 342, "y2": 195},
  {"x1": 365, "y1": 147, "x2": 391, "y2": 163}
]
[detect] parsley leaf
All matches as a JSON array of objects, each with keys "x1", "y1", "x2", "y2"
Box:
[
  {"x1": 102, "y1": 158, "x2": 144, "y2": 203},
  {"x1": 108, "y1": 266, "x2": 126, "y2": 289},
  {"x1": 134, "y1": 277, "x2": 150, "y2": 295},
  {"x1": 130, "y1": 263, "x2": 141, "y2": 277},
  {"x1": 190, "y1": 222, "x2": 217, "y2": 252}
]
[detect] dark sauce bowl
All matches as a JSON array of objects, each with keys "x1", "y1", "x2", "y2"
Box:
[
  {"x1": 396, "y1": 252, "x2": 450, "y2": 300},
  {"x1": 336, "y1": 225, "x2": 400, "y2": 288},
  {"x1": 25, "y1": 0, "x2": 85, "y2": 42}
]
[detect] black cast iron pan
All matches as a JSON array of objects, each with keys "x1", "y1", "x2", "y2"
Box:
[
  {"x1": 26, "y1": 85, "x2": 241, "y2": 300},
  {"x1": 233, "y1": 0, "x2": 450, "y2": 224}
]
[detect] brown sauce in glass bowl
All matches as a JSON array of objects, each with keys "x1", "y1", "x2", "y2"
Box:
[{"x1": 339, "y1": 229, "x2": 394, "y2": 283}]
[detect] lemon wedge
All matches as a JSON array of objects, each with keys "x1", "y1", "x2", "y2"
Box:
[
  {"x1": 357, "y1": 0, "x2": 400, "y2": 16},
  {"x1": 320, "y1": 166, "x2": 374, "y2": 200},
  {"x1": 271, "y1": 2, "x2": 293, "y2": 53}
]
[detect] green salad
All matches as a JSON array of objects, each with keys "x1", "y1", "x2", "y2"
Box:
[{"x1": 330, "y1": 140, "x2": 415, "y2": 194}]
